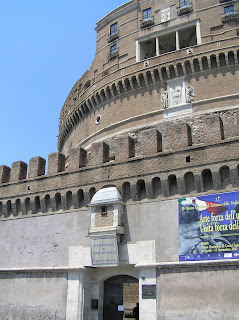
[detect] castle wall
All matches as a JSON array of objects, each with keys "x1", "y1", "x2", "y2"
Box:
[
  {"x1": 157, "y1": 265, "x2": 239, "y2": 320},
  {"x1": 0, "y1": 272, "x2": 67, "y2": 320},
  {"x1": 1, "y1": 0, "x2": 239, "y2": 319}
]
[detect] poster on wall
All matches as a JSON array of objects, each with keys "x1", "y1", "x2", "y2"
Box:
[{"x1": 179, "y1": 191, "x2": 239, "y2": 261}]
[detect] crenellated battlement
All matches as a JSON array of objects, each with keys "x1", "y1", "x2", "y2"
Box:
[
  {"x1": 1, "y1": 107, "x2": 239, "y2": 220},
  {"x1": 2, "y1": 108, "x2": 239, "y2": 185}
]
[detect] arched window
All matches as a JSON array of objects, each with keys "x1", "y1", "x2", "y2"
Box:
[
  {"x1": 66, "y1": 191, "x2": 74, "y2": 210},
  {"x1": 169, "y1": 65, "x2": 176, "y2": 79},
  {"x1": 168, "y1": 175, "x2": 178, "y2": 196},
  {"x1": 25, "y1": 197, "x2": 31, "y2": 214},
  {"x1": 219, "y1": 53, "x2": 226, "y2": 67},
  {"x1": 77, "y1": 189, "x2": 85, "y2": 208},
  {"x1": 210, "y1": 55, "x2": 217, "y2": 69},
  {"x1": 202, "y1": 169, "x2": 213, "y2": 191},
  {"x1": 6, "y1": 200, "x2": 12, "y2": 217},
  {"x1": 35, "y1": 196, "x2": 41, "y2": 213},
  {"x1": 161, "y1": 67, "x2": 168, "y2": 81},
  {"x1": 44, "y1": 195, "x2": 51, "y2": 212},
  {"x1": 177, "y1": 63, "x2": 184, "y2": 77},
  {"x1": 136, "y1": 180, "x2": 147, "y2": 200},
  {"x1": 15, "y1": 199, "x2": 22, "y2": 215},
  {"x1": 184, "y1": 172, "x2": 196, "y2": 194},
  {"x1": 55, "y1": 193, "x2": 62, "y2": 211},
  {"x1": 202, "y1": 56, "x2": 209, "y2": 71},
  {"x1": 185, "y1": 61, "x2": 192, "y2": 74},
  {"x1": 152, "y1": 177, "x2": 162, "y2": 198},
  {"x1": 219, "y1": 166, "x2": 231, "y2": 189},
  {"x1": 228, "y1": 51, "x2": 235, "y2": 65},
  {"x1": 89, "y1": 187, "x2": 96, "y2": 201},
  {"x1": 193, "y1": 58, "x2": 200, "y2": 73},
  {"x1": 122, "y1": 182, "x2": 131, "y2": 201}
]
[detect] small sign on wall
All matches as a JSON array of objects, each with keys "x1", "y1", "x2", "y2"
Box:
[
  {"x1": 161, "y1": 7, "x2": 170, "y2": 23},
  {"x1": 90, "y1": 237, "x2": 119, "y2": 267},
  {"x1": 142, "y1": 285, "x2": 156, "y2": 299},
  {"x1": 118, "y1": 305, "x2": 124, "y2": 312}
]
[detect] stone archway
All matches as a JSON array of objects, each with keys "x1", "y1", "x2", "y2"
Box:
[{"x1": 103, "y1": 275, "x2": 138, "y2": 320}]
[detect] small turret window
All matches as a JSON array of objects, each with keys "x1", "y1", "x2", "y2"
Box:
[
  {"x1": 179, "y1": 0, "x2": 190, "y2": 8},
  {"x1": 110, "y1": 22, "x2": 118, "y2": 36},
  {"x1": 224, "y1": 5, "x2": 234, "y2": 15},
  {"x1": 143, "y1": 8, "x2": 152, "y2": 21},
  {"x1": 101, "y1": 206, "x2": 107, "y2": 216}
]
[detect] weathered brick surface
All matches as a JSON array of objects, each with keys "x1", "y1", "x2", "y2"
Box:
[
  {"x1": 203, "y1": 114, "x2": 222, "y2": 145},
  {"x1": 140, "y1": 128, "x2": 161, "y2": 156},
  {"x1": 47, "y1": 152, "x2": 65, "y2": 175},
  {"x1": 28, "y1": 157, "x2": 46, "y2": 179},
  {"x1": 10, "y1": 161, "x2": 27, "y2": 183},
  {"x1": 171, "y1": 123, "x2": 188, "y2": 151},
  {"x1": 115, "y1": 135, "x2": 135, "y2": 162},
  {"x1": 0, "y1": 166, "x2": 11, "y2": 183},
  {"x1": 68, "y1": 147, "x2": 87, "y2": 171}
]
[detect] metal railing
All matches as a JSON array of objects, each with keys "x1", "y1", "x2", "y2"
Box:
[
  {"x1": 140, "y1": 16, "x2": 154, "y2": 28},
  {"x1": 108, "y1": 31, "x2": 119, "y2": 43},
  {"x1": 108, "y1": 49, "x2": 119, "y2": 60},
  {"x1": 177, "y1": 2, "x2": 193, "y2": 15},
  {"x1": 221, "y1": 10, "x2": 239, "y2": 21}
]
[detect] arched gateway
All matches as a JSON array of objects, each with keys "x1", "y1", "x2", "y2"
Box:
[{"x1": 103, "y1": 275, "x2": 139, "y2": 320}]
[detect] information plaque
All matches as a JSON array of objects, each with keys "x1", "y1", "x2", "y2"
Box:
[
  {"x1": 90, "y1": 237, "x2": 119, "y2": 267},
  {"x1": 142, "y1": 285, "x2": 156, "y2": 299}
]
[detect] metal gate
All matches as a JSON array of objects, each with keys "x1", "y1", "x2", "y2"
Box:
[{"x1": 103, "y1": 275, "x2": 138, "y2": 320}]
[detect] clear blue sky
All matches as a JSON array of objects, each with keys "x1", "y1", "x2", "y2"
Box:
[{"x1": 0, "y1": 0, "x2": 128, "y2": 168}]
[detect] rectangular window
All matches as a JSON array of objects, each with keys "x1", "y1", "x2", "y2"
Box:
[
  {"x1": 110, "y1": 43, "x2": 118, "y2": 54},
  {"x1": 179, "y1": 0, "x2": 190, "y2": 7},
  {"x1": 110, "y1": 22, "x2": 118, "y2": 35},
  {"x1": 224, "y1": 5, "x2": 234, "y2": 15},
  {"x1": 108, "y1": 43, "x2": 118, "y2": 60},
  {"x1": 143, "y1": 8, "x2": 152, "y2": 21}
]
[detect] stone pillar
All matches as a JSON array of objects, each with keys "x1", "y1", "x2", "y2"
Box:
[
  {"x1": 176, "y1": 30, "x2": 180, "y2": 50},
  {"x1": 211, "y1": 169, "x2": 221, "y2": 190},
  {"x1": 0, "y1": 165, "x2": 11, "y2": 183},
  {"x1": 196, "y1": 20, "x2": 202, "y2": 45},
  {"x1": 177, "y1": 176, "x2": 186, "y2": 195},
  {"x1": 28, "y1": 156, "x2": 46, "y2": 178},
  {"x1": 66, "y1": 270, "x2": 85, "y2": 320},
  {"x1": 10, "y1": 161, "x2": 27, "y2": 183},
  {"x1": 137, "y1": 266, "x2": 157, "y2": 320},
  {"x1": 203, "y1": 114, "x2": 222, "y2": 145},
  {"x1": 156, "y1": 37, "x2": 160, "y2": 56},
  {"x1": 195, "y1": 172, "x2": 203, "y2": 193},
  {"x1": 47, "y1": 152, "x2": 65, "y2": 175}
]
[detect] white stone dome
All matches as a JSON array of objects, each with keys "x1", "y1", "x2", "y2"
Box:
[{"x1": 90, "y1": 187, "x2": 123, "y2": 206}]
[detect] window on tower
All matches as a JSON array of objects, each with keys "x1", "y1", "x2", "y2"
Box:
[{"x1": 108, "y1": 22, "x2": 119, "y2": 42}]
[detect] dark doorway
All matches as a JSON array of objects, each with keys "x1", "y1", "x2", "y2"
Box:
[{"x1": 103, "y1": 275, "x2": 138, "y2": 320}]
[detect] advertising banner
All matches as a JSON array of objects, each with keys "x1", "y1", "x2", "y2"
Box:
[
  {"x1": 179, "y1": 191, "x2": 239, "y2": 261},
  {"x1": 90, "y1": 237, "x2": 119, "y2": 267}
]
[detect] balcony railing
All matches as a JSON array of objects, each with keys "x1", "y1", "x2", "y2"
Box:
[
  {"x1": 108, "y1": 31, "x2": 119, "y2": 43},
  {"x1": 221, "y1": 10, "x2": 239, "y2": 21},
  {"x1": 108, "y1": 50, "x2": 119, "y2": 60},
  {"x1": 177, "y1": 2, "x2": 193, "y2": 15},
  {"x1": 140, "y1": 16, "x2": 154, "y2": 28}
]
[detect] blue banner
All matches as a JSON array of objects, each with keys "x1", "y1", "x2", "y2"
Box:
[{"x1": 178, "y1": 191, "x2": 239, "y2": 261}]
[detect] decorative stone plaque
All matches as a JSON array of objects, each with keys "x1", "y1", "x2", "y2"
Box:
[
  {"x1": 90, "y1": 237, "x2": 119, "y2": 267},
  {"x1": 161, "y1": 7, "x2": 170, "y2": 23},
  {"x1": 142, "y1": 285, "x2": 156, "y2": 299}
]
